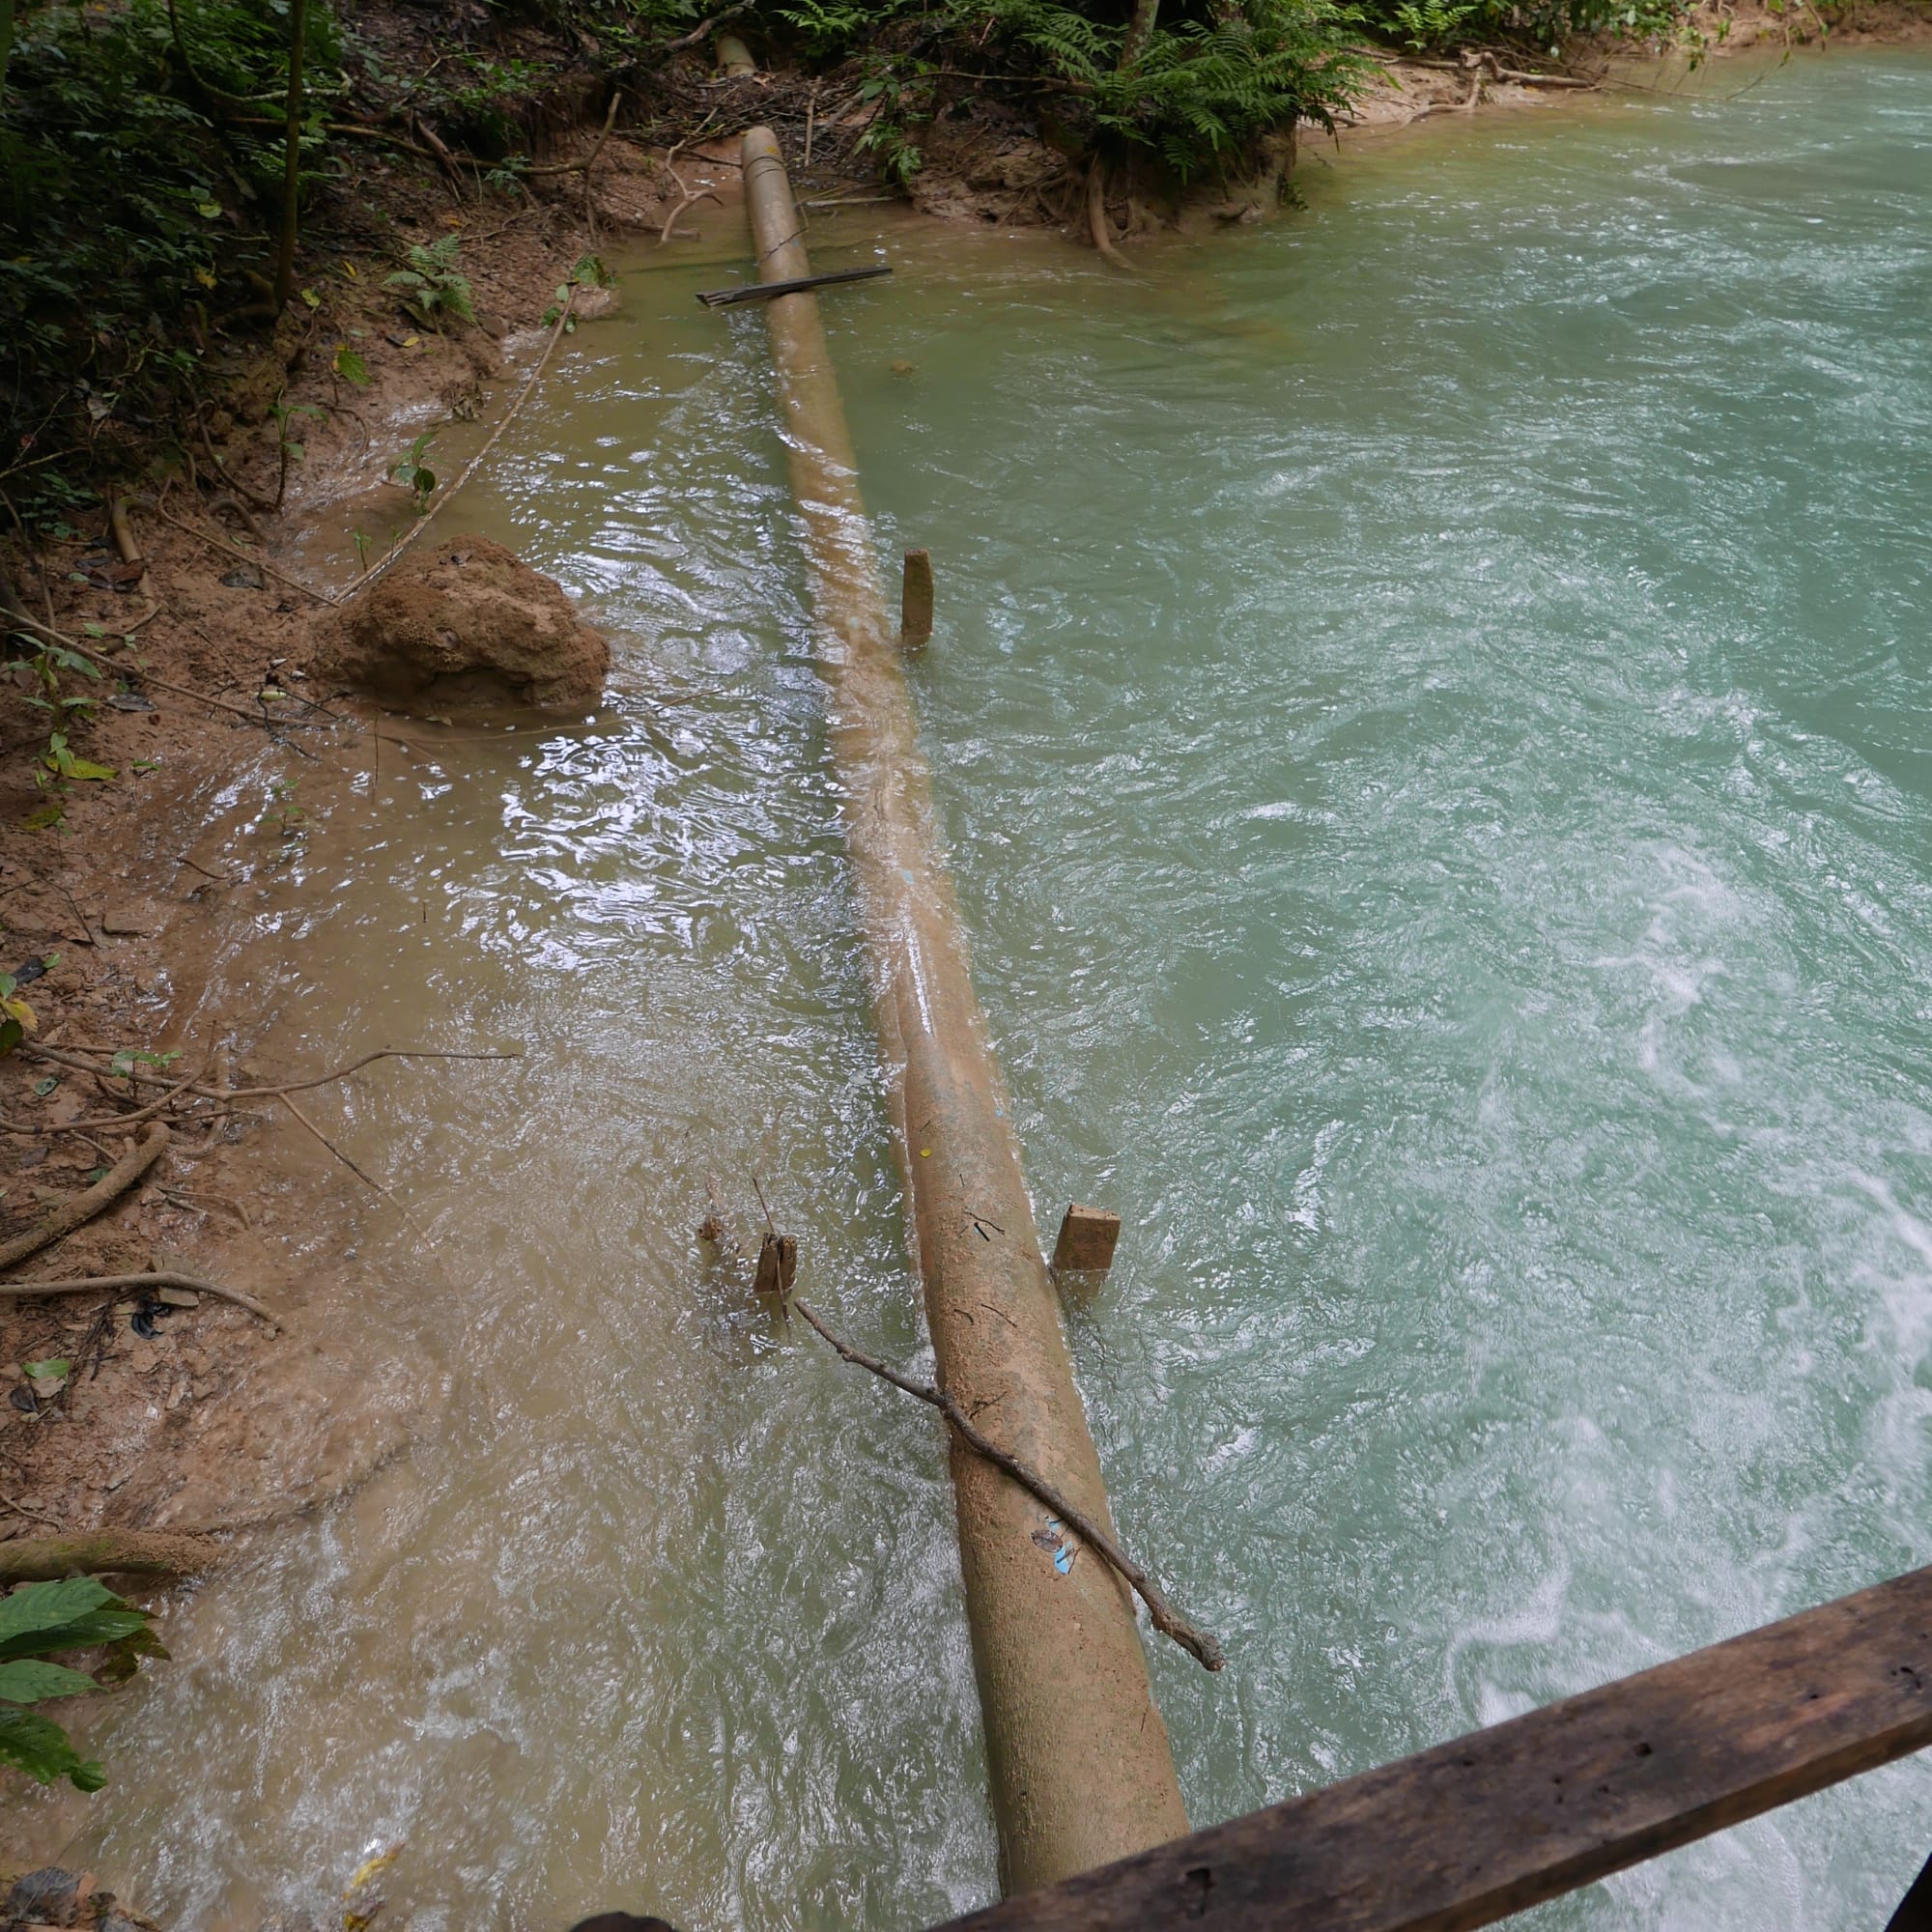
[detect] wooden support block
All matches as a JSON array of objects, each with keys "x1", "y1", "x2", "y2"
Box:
[
  {"x1": 753, "y1": 1232, "x2": 796, "y2": 1299},
  {"x1": 1051, "y1": 1205, "x2": 1120, "y2": 1275},
  {"x1": 900, "y1": 547, "x2": 933, "y2": 647}
]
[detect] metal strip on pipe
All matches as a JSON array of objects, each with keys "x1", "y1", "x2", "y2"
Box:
[{"x1": 736, "y1": 124, "x2": 1191, "y2": 1892}]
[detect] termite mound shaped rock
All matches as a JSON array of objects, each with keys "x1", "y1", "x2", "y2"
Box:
[{"x1": 312, "y1": 536, "x2": 610, "y2": 710}]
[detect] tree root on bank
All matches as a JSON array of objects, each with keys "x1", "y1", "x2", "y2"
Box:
[
  {"x1": 696, "y1": 1188, "x2": 1224, "y2": 1672},
  {"x1": 0, "y1": 1124, "x2": 171, "y2": 1272},
  {"x1": 0, "y1": 1269, "x2": 281, "y2": 1330},
  {"x1": 0, "y1": 1529, "x2": 227, "y2": 1584},
  {"x1": 1085, "y1": 155, "x2": 1137, "y2": 272}
]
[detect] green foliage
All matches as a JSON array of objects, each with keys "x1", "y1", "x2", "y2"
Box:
[
  {"x1": 38, "y1": 728, "x2": 115, "y2": 786},
  {"x1": 392, "y1": 429, "x2": 438, "y2": 509},
  {"x1": 1384, "y1": 0, "x2": 1479, "y2": 46},
  {"x1": 542, "y1": 252, "x2": 614, "y2": 330},
  {"x1": 0, "y1": 0, "x2": 348, "y2": 508},
  {"x1": 0, "y1": 1577, "x2": 165, "y2": 1791},
  {"x1": 384, "y1": 236, "x2": 476, "y2": 328}
]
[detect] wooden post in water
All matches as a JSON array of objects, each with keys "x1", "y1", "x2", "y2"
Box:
[
  {"x1": 738, "y1": 123, "x2": 1190, "y2": 1894},
  {"x1": 901, "y1": 547, "x2": 934, "y2": 646}
]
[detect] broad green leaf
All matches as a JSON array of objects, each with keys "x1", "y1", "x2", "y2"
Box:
[
  {"x1": 0, "y1": 1605, "x2": 152, "y2": 1663},
  {"x1": 0, "y1": 1707, "x2": 104, "y2": 1789},
  {"x1": 23, "y1": 1359, "x2": 70, "y2": 1380},
  {"x1": 0, "y1": 1659, "x2": 100, "y2": 1703},
  {"x1": 0, "y1": 1577, "x2": 113, "y2": 1643}
]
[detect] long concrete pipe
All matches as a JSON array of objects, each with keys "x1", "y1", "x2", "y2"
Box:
[{"x1": 739, "y1": 125, "x2": 1191, "y2": 1891}]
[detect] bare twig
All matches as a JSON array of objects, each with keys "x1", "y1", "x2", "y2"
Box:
[
  {"x1": 0, "y1": 1124, "x2": 170, "y2": 1271},
  {"x1": 790, "y1": 1296, "x2": 1224, "y2": 1671},
  {"x1": 0, "y1": 607, "x2": 324, "y2": 729},
  {"x1": 274, "y1": 1090, "x2": 419, "y2": 1236},
  {"x1": 0, "y1": 1063, "x2": 204, "y2": 1136},
  {"x1": 144, "y1": 497, "x2": 339, "y2": 606},
  {"x1": 215, "y1": 1045, "x2": 523, "y2": 1101},
  {"x1": 526, "y1": 88, "x2": 623, "y2": 175},
  {"x1": 0, "y1": 1268, "x2": 278, "y2": 1330},
  {"x1": 659, "y1": 182, "x2": 722, "y2": 247},
  {"x1": 343, "y1": 292, "x2": 580, "y2": 598}
]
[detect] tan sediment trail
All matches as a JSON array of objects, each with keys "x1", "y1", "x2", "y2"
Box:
[{"x1": 738, "y1": 124, "x2": 1191, "y2": 1892}]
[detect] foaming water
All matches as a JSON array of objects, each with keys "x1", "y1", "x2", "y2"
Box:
[{"x1": 27, "y1": 49, "x2": 1932, "y2": 1931}]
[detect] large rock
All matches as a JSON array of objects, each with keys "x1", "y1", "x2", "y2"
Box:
[{"x1": 313, "y1": 536, "x2": 609, "y2": 709}]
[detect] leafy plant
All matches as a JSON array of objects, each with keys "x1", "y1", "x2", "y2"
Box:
[
  {"x1": 391, "y1": 430, "x2": 439, "y2": 510},
  {"x1": 384, "y1": 236, "x2": 476, "y2": 329},
  {"x1": 38, "y1": 729, "x2": 115, "y2": 787},
  {"x1": 0, "y1": 1577, "x2": 166, "y2": 1791},
  {"x1": 268, "y1": 395, "x2": 326, "y2": 511},
  {"x1": 1386, "y1": 0, "x2": 1479, "y2": 46},
  {"x1": 0, "y1": 0, "x2": 348, "y2": 512},
  {"x1": 8, "y1": 636, "x2": 100, "y2": 719},
  {"x1": 0, "y1": 972, "x2": 40, "y2": 1056},
  {"x1": 541, "y1": 252, "x2": 614, "y2": 330}
]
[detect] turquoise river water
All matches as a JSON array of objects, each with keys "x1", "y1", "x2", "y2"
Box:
[{"x1": 19, "y1": 45, "x2": 1932, "y2": 1932}]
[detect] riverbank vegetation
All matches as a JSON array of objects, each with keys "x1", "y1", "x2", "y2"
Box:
[{"x1": 0, "y1": 0, "x2": 1751, "y2": 534}]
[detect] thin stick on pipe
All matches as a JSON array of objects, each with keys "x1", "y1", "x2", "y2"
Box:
[
  {"x1": 0, "y1": 1124, "x2": 170, "y2": 1272},
  {"x1": 0, "y1": 1269, "x2": 279, "y2": 1330},
  {"x1": 792, "y1": 1296, "x2": 1225, "y2": 1672}
]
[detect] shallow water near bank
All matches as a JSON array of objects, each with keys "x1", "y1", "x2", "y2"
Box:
[{"x1": 22, "y1": 47, "x2": 1932, "y2": 1931}]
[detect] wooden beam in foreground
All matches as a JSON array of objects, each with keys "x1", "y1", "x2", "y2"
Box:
[{"x1": 932, "y1": 1565, "x2": 1932, "y2": 1932}]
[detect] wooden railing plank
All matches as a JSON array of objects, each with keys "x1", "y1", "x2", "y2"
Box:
[{"x1": 931, "y1": 1566, "x2": 1932, "y2": 1932}]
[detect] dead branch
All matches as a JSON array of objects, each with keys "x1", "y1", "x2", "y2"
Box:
[
  {"x1": 0, "y1": 1124, "x2": 170, "y2": 1272},
  {"x1": 697, "y1": 1188, "x2": 1218, "y2": 1669},
  {"x1": 0, "y1": 1268, "x2": 278, "y2": 1329},
  {"x1": 0, "y1": 605, "x2": 327, "y2": 728},
  {"x1": 526, "y1": 88, "x2": 622, "y2": 175},
  {"x1": 273, "y1": 1090, "x2": 417, "y2": 1236},
  {"x1": 659, "y1": 181, "x2": 723, "y2": 248},
  {"x1": 0, "y1": 1530, "x2": 227, "y2": 1584},
  {"x1": 664, "y1": 0, "x2": 751, "y2": 53},
  {"x1": 790, "y1": 1295, "x2": 1224, "y2": 1671},
  {"x1": 0, "y1": 1063, "x2": 205, "y2": 1137}
]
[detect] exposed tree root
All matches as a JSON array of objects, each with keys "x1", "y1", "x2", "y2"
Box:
[
  {"x1": 1085, "y1": 155, "x2": 1137, "y2": 272},
  {"x1": 0, "y1": 1269, "x2": 280, "y2": 1329},
  {"x1": 0, "y1": 1529, "x2": 227, "y2": 1584},
  {"x1": 0, "y1": 1123, "x2": 170, "y2": 1272}
]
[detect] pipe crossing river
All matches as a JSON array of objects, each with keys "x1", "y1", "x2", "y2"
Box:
[{"x1": 738, "y1": 124, "x2": 1192, "y2": 1891}]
